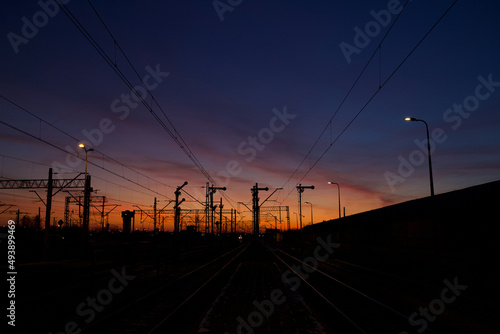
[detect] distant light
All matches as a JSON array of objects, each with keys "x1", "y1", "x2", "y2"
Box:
[{"x1": 78, "y1": 143, "x2": 85, "y2": 148}]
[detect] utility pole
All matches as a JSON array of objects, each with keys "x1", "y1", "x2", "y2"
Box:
[
  {"x1": 91, "y1": 197, "x2": 119, "y2": 232},
  {"x1": 296, "y1": 184, "x2": 314, "y2": 230},
  {"x1": 153, "y1": 197, "x2": 157, "y2": 232},
  {"x1": 205, "y1": 182, "x2": 209, "y2": 234},
  {"x1": 37, "y1": 207, "x2": 41, "y2": 230},
  {"x1": 45, "y1": 168, "x2": 53, "y2": 231},
  {"x1": 0, "y1": 168, "x2": 85, "y2": 259},
  {"x1": 207, "y1": 185, "x2": 226, "y2": 234},
  {"x1": 82, "y1": 174, "x2": 91, "y2": 246},
  {"x1": 251, "y1": 183, "x2": 269, "y2": 237},
  {"x1": 43, "y1": 168, "x2": 53, "y2": 259},
  {"x1": 230, "y1": 208, "x2": 234, "y2": 234},
  {"x1": 210, "y1": 189, "x2": 215, "y2": 233},
  {"x1": 278, "y1": 206, "x2": 282, "y2": 231},
  {"x1": 174, "y1": 181, "x2": 187, "y2": 233},
  {"x1": 219, "y1": 198, "x2": 223, "y2": 234},
  {"x1": 101, "y1": 197, "x2": 105, "y2": 230}
]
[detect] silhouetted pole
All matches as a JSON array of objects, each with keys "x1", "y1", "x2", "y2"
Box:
[
  {"x1": 208, "y1": 185, "x2": 226, "y2": 234},
  {"x1": 278, "y1": 206, "x2": 282, "y2": 232},
  {"x1": 174, "y1": 181, "x2": 187, "y2": 233},
  {"x1": 292, "y1": 212, "x2": 298, "y2": 229},
  {"x1": 82, "y1": 174, "x2": 91, "y2": 245},
  {"x1": 230, "y1": 209, "x2": 233, "y2": 234},
  {"x1": 43, "y1": 168, "x2": 53, "y2": 259},
  {"x1": 210, "y1": 190, "x2": 215, "y2": 233},
  {"x1": 205, "y1": 182, "x2": 210, "y2": 233},
  {"x1": 328, "y1": 182, "x2": 341, "y2": 219},
  {"x1": 101, "y1": 196, "x2": 105, "y2": 231},
  {"x1": 305, "y1": 201, "x2": 313, "y2": 226},
  {"x1": 405, "y1": 117, "x2": 435, "y2": 197},
  {"x1": 153, "y1": 197, "x2": 157, "y2": 232},
  {"x1": 79, "y1": 143, "x2": 93, "y2": 237},
  {"x1": 298, "y1": 188, "x2": 302, "y2": 229},
  {"x1": 296, "y1": 184, "x2": 314, "y2": 229},
  {"x1": 219, "y1": 198, "x2": 223, "y2": 234},
  {"x1": 251, "y1": 183, "x2": 269, "y2": 236},
  {"x1": 37, "y1": 207, "x2": 41, "y2": 230}
]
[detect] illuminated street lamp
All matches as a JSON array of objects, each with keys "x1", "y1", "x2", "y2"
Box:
[
  {"x1": 79, "y1": 143, "x2": 93, "y2": 235},
  {"x1": 78, "y1": 143, "x2": 94, "y2": 178},
  {"x1": 404, "y1": 117, "x2": 434, "y2": 196},
  {"x1": 327, "y1": 182, "x2": 341, "y2": 219},
  {"x1": 292, "y1": 212, "x2": 298, "y2": 230},
  {"x1": 304, "y1": 201, "x2": 313, "y2": 226}
]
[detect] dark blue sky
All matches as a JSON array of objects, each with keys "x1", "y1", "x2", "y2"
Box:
[{"x1": 1, "y1": 0, "x2": 499, "y2": 229}]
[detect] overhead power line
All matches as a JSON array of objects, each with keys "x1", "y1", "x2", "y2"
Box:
[
  {"x1": 54, "y1": 0, "x2": 215, "y2": 185},
  {"x1": 54, "y1": 0, "x2": 236, "y2": 209},
  {"x1": 0, "y1": 117, "x2": 171, "y2": 200},
  {"x1": 282, "y1": 0, "x2": 411, "y2": 191},
  {"x1": 280, "y1": 0, "x2": 459, "y2": 203}
]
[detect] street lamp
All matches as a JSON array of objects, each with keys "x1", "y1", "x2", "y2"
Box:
[
  {"x1": 292, "y1": 212, "x2": 298, "y2": 230},
  {"x1": 78, "y1": 143, "x2": 94, "y2": 178},
  {"x1": 78, "y1": 143, "x2": 93, "y2": 244},
  {"x1": 304, "y1": 201, "x2": 313, "y2": 226},
  {"x1": 327, "y1": 182, "x2": 341, "y2": 219},
  {"x1": 404, "y1": 117, "x2": 435, "y2": 196}
]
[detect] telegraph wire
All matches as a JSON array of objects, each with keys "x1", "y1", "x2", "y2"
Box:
[
  {"x1": 279, "y1": 0, "x2": 459, "y2": 204},
  {"x1": 61, "y1": 0, "x2": 236, "y2": 209},
  {"x1": 0, "y1": 93, "x2": 177, "y2": 198},
  {"x1": 55, "y1": 1, "x2": 216, "y2": 187},
  {"x1": 282, "y1": 0, "x2": 411, "y2": 190},
  {"x1": 0, "y1": 154, "x2": 174, "y2": 207},
  {"x1": 0, "y1": 118, "x2": 172, "y2": 200},
  {"x1": 55, "y1": 0, "x2": 237, "y2": 209},
  {"x1": 0, "y1": 122, "x2": 205, "y2": 210}
]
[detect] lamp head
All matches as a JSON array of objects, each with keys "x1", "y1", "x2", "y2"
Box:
[
  {"x1": 79, "y1": 143, "x2": 94, "y2": 152},
  {"x1": 405, "y1": 117, "x2": 417, "y2": 121}
]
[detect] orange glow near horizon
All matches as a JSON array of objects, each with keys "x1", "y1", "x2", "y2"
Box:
[{"x1": 0, "y1": 180, "x2": 389, "y2": 232}]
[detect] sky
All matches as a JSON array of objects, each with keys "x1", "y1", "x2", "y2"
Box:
[{"x1": 1, "y1": 0, "x2": 499, "y2": 231}]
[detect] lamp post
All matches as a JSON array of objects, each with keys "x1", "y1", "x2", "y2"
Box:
[
  {"x1": 78, "y1": 143, "x2": 94, "y2": 179},
  {"x1": 327, "y1": 182, "x2": 341, "y2": 219},
  {"x1": 304, "y1": 201, "x2": 313, "y2": 226},
  {"x1": 404, "y1": 117, "x2": 435, "y2": 197}
]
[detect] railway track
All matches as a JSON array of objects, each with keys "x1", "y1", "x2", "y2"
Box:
[
  {"x1": 15, "y1": 239, "x2": 495, "y2": 333},
  {"x1": 86, "y1": 241, "x2": 330, "y2": 333},
  {"x1": 14, "y1": 238, "x2": 240, "y2": 334},
  {"x1": 270, "y1": 245, "x2": 497, "y2": 334},
  {"x1": 83, "y1": 243, "x2": 248, "y2": 334}
]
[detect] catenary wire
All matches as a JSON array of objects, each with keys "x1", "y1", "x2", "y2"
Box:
[{"x1": 279, "y1": 0, "x2": 459, "y2": 204}]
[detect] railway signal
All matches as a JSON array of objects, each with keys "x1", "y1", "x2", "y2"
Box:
[
  {"x1": 296, "y1": 184, "x2": 314, "y2": 229},
  {"x1": 251, "y1": 183, "x2": 269, "y2": 236},
  {"x1": 174, "y1": 181, "x2": 188, "y2": 233},
  {"x1": 207, "y1": 184, "x2": 226, "y2": 233}
]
